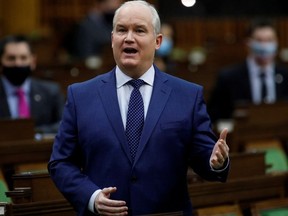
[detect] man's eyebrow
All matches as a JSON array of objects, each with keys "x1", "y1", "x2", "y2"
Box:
[
  {"x1": 135, "y1": 24, "x2": 148, "y2": 28},
  {"x1": 115, "y1": 23, "x2": 148, "y2": 28},
  {"x1": 115, "y1": 24, "x2": 126, "y2": 28}
]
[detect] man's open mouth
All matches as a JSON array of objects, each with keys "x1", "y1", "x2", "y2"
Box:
[{"x1": 123, "y1": 48, "x2": 138, "y2": 54}]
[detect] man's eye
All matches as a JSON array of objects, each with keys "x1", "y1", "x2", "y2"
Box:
[{"x1": 7, "y1": 56, "x2": 16, "y2": 61}]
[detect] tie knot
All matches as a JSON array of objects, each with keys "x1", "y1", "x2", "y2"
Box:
[
  {"x1": 259, "y1": 71, "x2": 266, "y2": 78},
  {"x1": 16, "y1": 88, "x2": 25, "y2": 96},
  {"x1": 128, "y1": 79, "x2": 145, "y2": 90}
]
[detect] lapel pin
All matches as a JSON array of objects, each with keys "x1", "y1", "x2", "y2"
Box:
[{"x1": 34, "y1": 94, "x2": 42, "y2": 102}]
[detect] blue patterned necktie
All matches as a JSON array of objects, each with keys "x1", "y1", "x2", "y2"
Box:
[{"x1": 126, "y1": 79, "x2": 145, "y2": 162}]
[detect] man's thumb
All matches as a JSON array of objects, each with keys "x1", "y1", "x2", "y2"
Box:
[{"x1": 219, "y1": 128, "x2": 228, "y2": 141}]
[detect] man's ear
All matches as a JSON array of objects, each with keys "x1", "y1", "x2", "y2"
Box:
[
  {"x1": 111, "y1": 31, "x2": 114, "y2": 49},
  {"x1": 30, "y1": 54, "x2": 37, "y2": 70},
  {"x1": 155, "y1": 34, "x2": 163, "y2": 50}
]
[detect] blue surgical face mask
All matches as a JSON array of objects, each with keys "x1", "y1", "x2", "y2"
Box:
[
  {"x1": 249, "y1": 41, "x2": 277, "y2": 58},
  {"x1": 156, "y1": 37, "x2": 173, "y2": 57}
]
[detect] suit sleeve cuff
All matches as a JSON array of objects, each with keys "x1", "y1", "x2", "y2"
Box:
[{"x1": 88, "y1": 189, "x2": 102, "y2": 213}]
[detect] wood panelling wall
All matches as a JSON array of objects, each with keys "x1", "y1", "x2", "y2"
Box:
[
  {"x1": 165, "y1": 18, "x2": 288, "y2": 100},
  {"x1": 1, "y1": 1, "x2": 288, "y2": 100},
  {"x1": 0, "y1": 0, "x2": 40, "y2": 35},
  {"x1": 170, "y1": 17, "x2": 288, "y2": 49}
]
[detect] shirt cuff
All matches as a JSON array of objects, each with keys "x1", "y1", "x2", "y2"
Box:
[
  {"x1": 88, "y1": 189, "x2": 102, "y2": 213},
  {"x1": 210, "y1": 157, "x2": 230, "y2": 173}
]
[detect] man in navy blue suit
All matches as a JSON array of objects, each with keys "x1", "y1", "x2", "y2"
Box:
[{"x1": 48, "y1": 1, "x2": 230, "y2": 215}]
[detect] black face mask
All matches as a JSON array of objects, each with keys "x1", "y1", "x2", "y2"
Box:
[{"x1": 2, "y1": 66, "x2": 31, "y2": 86}]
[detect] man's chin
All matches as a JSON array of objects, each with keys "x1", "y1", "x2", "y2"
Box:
[
  {"x1": 120, "y1": 60, "x2": 139, "y2": 69},
  {"x1": 255, "y1": 56, "x2": 274, "y2": 65}
]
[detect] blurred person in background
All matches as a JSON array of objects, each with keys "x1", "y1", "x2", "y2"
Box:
[
  {"x1": 0, "y1": 35, "x2": 64, "y2": 134},
  {"x1": 66, "y1": 0, "x2": 124, "y2": 61},
  {"x1": 0, "y1": 35, "x2": 64, "y2": 190},
  {"x1": 208, "y1": 19, "x2": 288, "y2": 124},
  {"x1": 154, "y1": 22, "x2": 175, "y2": 73}
]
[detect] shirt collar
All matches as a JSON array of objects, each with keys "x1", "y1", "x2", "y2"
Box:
[
  {"x1": 247, "y1": 56, "x2": 274, "y2": 77},
  {"x1": 115, "y1": 65, "x2": 155, "y2": 89},
  {"x1": 1, "y1": 76, "x2": 31, "y2": 96}
]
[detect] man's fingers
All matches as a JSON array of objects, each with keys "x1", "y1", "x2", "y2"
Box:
[
  {"x1": 102, "y1": 187, "x2": 117, "y2": 196},
  {"x1": 210, "y1": 157, "x2": 223, "y2": 169},
  {"x1": 96, "y1": 199, "x2": 128, "y2": 216},
  {"x1": 211, "y1": 129, "x2": 230, "y2": 169},
  {"x1": 97, "y1": 187, "x2": 126, "y2": 207},
  {"x1": 95, "y1": 187, "x2": 128, "y2": 215},
  {"x1": 97, "y1": 204, "x2": 128, "y2": 215},
  {"x1": 100, "y1": 198, "x2": 127, "y2": 207},
  {"x1": 219, "y1": 128, "x2": 228, "y2": 141},
  {"x1": 217, "y1": 141, "x2": 229, "y2": 158}
]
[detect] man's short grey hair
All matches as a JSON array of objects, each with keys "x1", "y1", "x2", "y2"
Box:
[{"x1": 113, "y1": 0, "x2": 161, "y2": 35}]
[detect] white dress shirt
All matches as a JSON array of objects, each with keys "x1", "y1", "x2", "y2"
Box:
[
  {"x1": 88, "y1": 65, "x2": 155, "y2": 212},
  {"x1": 247, "y1": 57, "x2": 276, "y2": 104},
  {"x1": 116, "y1": 65, "x2": 154, "y2": 128}
]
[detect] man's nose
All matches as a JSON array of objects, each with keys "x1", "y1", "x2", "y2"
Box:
[
  {"x1": 14, "y1": 58, "x2": 24, "y2": 66},
  {"x1": 125, "y1": 31, "x2": 135, "y2": 42}
]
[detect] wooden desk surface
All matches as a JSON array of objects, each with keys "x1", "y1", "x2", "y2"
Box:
[
  {"x1": 189, "y1": 172, "x2": 288, "y2": 208},
  {"x1": 7, "y1": 171, "x2": 288, "y2": 209},
  {"x1": 0, "y1": 139, "x2": 53, "y2": 165}
]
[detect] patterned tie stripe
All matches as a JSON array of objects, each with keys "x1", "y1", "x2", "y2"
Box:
[{"x1": 125, "y1": 79, "x2": 145, "y2": 162}]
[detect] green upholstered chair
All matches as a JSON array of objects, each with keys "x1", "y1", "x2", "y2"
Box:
[
  {"x1": 245, "y1": 139, "x2": 288, "y2": 173},
  {"x1": 251, "y1": 198, "x2": 288, "y2": 216},
  {"x1": 264, "y1": 147, "x2": 288, "y2": 173},
  {"x1": 0, "y1": 179, "x2": 11, "y2": 202}
]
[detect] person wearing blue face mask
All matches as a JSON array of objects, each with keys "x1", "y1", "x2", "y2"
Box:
[
  {"x1": 208, "y1": 19, "x2": 288, "y2": 124},
  {"x1": 154, "y1": 23, "x2": 175, "y2": 73}
]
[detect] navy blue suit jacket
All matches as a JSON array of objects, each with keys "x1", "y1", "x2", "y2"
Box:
[{"x1": 48, "y1": 66, "x2": 229, "y2": 215}]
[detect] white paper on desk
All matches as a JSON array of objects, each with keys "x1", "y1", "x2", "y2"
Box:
[{"x1": 0, "y1": 206, "x2": 4, "y2": 216}]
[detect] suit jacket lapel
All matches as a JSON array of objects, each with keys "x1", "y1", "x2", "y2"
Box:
[
  {"x1": 29, "y1": 79, "x2": 42, "y2": 120},
  {"x1": 243, "y1": 63, "x2": 253, "y2": 101},
  {"x1": 97, "y1": 70, "x2": 131, "y2": 161},
  {"x1": 275, "y1": 67, "x2": 285, "y2": 99},
  {"x1": 134, "y1": 67, "x2": 171, "y2": 164},
  {"x1": 0, "y1": 79, "x2": 11, "y2": 118}
]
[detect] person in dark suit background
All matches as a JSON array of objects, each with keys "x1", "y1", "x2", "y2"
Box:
[
  {"x1": 0, "y1": 35, "x2": 64, "y2": 134},
  {"x1": 208, "y1": 19, "x2": 288, "y2": 124},
  {"x1": 0, "y1": 35, "x2": 65, "y2": 190},
  {"x1": 49, "y1": 1, "x2": 230, "y2": 215},
  {"x1": 66, "y1": 0, "x2": 124, "y2": 61}
]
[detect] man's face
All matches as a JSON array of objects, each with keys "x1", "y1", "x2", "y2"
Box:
[
  {"x1": 248, "y1": 27, "x2": 278, "y2": 65},
  {"x1": 250, "y1": 27, "x2": 277, "y2": 43},
  {"x1": 111, "y1": 4, "x2": 162, "y2": 77},
  {"x1": 1, "y1": 42, "x2": 35, "y2": 69}
]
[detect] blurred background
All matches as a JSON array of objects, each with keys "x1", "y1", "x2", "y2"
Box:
[
  {"x1": 1, "y1": 0, "x2": 288, "y2": 100},
  {"x1": 1, "y1": 1, "x2": 288, "y2": 215}
]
